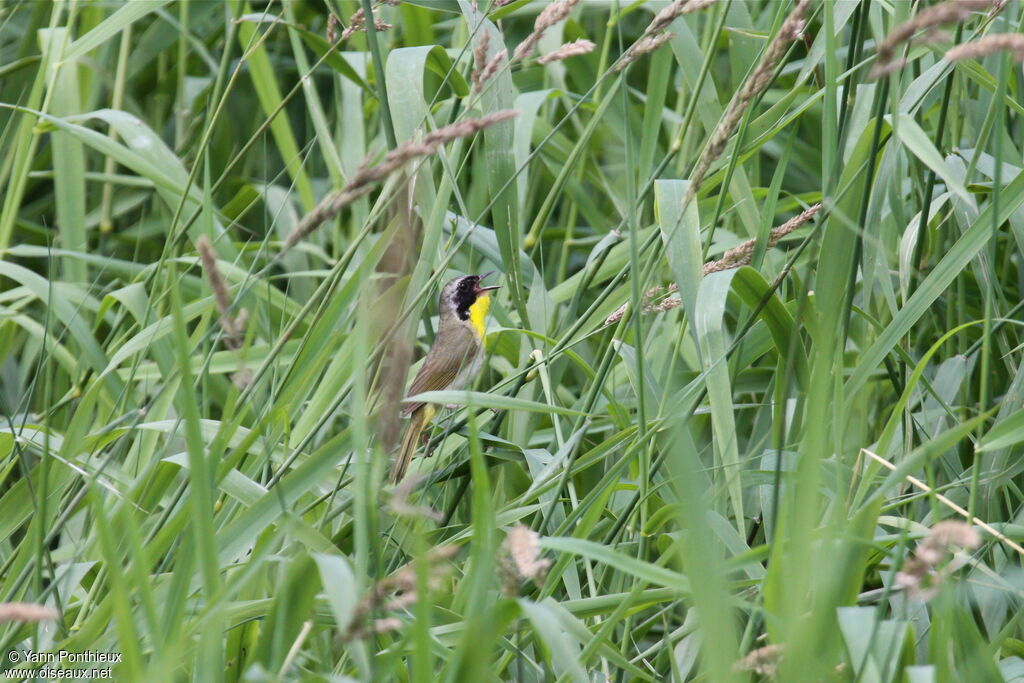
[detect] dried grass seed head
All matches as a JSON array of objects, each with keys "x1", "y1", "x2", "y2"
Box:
[
  {"x1": 196, "y1": 235, "x2": 245, "y2": 349},
  {"x1": 702, "y1": 202, "x2": 821, "y2": 275},
  {"x1": 0, "y1": 603, "x2": 60, "y2": 623},
  {"x1": 504, "y1": 524, "x2": 551, "y2": 582},
  {"x1": 927, "y1": 519, "x2": 981, "y2": 550},
  {"x1": 534, "y1": 0, "x2": 580, "y2": 32},
  {"x1": 512, "y1": 0, "x2": 581, "y2": 62},
  {"x1": 645, "y1": 0, "x2": 718, "y2": 37},
  {"x1": 538, "y1": 38, "x2": 596, "y2": 64},
  {"x1": 616, "y1": 33, "x2": 674, "y2": 71},
  {"x1": 946, "y1": 33, "x2": 1024, "y2": 62},
  {"x1": 282, "y1": 110, "x2": 519, "y2": 254},
  {"x1": 340, "y1": 5, "x2": 393, "y2": 41},
  {"x1": 343, "y1": 544, "x2": 460, "y2": 639},
  {"x1": 685, "y1": 0, "x2": 811, "y2": 203},
  {"x1": 327, "y1": 12, "x2": 339, "y2": 43},
  {"x1": 477, "y1": 49, "x2": 508, "y2": 91},
  {"x1": 871, "y1": 0, "x2": 994, "y2": 78},
  {"x1": 734, "y1": 644, "x2": 784, "y2": 676},
  {"x1": 472, "y1": 30, "x2": 491, "y2": 90},
  {"x1": 340, "y1": 7, "x2": 365, "y2": 41},
  {"x1": 895, "y1": 519, "x2": 981, "y2": 601},
  {"x1": 895, "y1": 556, "x2": 942, "y2": 601},
  {"x1": 646, "y1": 0, "x2": 687, "y2": 36},
  {"x1": 605, "y1": 202, "x2": 820, "y2": 326}
]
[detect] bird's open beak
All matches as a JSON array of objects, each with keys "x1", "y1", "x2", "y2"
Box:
[{"x1": 475, "y1": 271, "x2": 501, "y2": 294}]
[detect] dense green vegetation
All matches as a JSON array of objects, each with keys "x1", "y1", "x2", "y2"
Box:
[{"x1": 2, "y1": 0, "x2": 1024, "y2": 679}]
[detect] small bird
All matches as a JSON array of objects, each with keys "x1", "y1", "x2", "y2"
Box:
[{"x1": 389, "y1": 272, "x2": 501, "y2": 483}]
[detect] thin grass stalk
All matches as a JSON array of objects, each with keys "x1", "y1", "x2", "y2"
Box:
[
  {"x1": 619, "y1": 71, "x2": 653, "y2": 620},
  {"x1": 684, "y1": 0, "x2": 812, "y2": 207},
  {"x1": 601, "y1": 0, "x2": 812, "y2": 327},
  {"x1": 605, "y1": 204, "x2": 821, "y2": 324},
  {"x1": 602, "y1": 211, "x2": 825, "y2": 552},
  {"x1": 361, "y1": 0, "x2": 397, "y2": 148},
  {"x1": 970, "y1": 49, "x2": 1010, "y2": 520},
  {"x1": 99, "y1": 24, "x2": 131, "y2": 234},
  {"x1": 910, "y1": 23, "x2": 964, "y2": 294},
  {"x1": 281, "y1": 110, "x2": 519, "y2": 254}
]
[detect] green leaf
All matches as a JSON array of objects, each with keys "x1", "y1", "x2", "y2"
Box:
[
  {"x1": 540, "y1": 536, "x2": 690, "y2": 592},
  {"x1": 695, "y1": 270, "x2": 743, "y2": 524},
  {"x1": 889, "y1": 113, "x2": 971, "y2": 203},
  {"x1": 977, "y1": 408, "x2": 1024, "y2": 452},
  {"x1": 656, "y1": 179, "x2": 702, "y2": 325},
  {"x1": 848, "y1": 164, "x2": 1024, "y2": 397},
  {"x1": 406, "y1": 390, "x2": 586, "y2": 416},
  {"x1": 518, "y1": 599, "x2": 589, "y2": 683},
  {"x1": 314, "y1": 553, "x2": 360, "y2": 634},
  {"x1": 64, "y1": 0, "x2": 174, "y2": 60}
]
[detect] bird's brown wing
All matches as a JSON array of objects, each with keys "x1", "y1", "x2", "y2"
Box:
[{"x1": 401, "y1": 337, "x2": 478, "y2": 416}]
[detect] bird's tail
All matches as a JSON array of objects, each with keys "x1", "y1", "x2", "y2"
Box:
[{"x1": 389, "y1": 404, "x2": 435, "y2": 484}]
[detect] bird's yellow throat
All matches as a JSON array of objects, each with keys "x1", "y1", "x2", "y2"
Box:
[{"x1": 469, "y1": 293, "x2": 491, "y2": 343}]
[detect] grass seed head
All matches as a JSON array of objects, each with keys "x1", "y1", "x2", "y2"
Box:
[
  {"x1": 196, "y1": 235, "x2": 245, "y2": 351},
  {"x1": 500, "y1": 525, "x2": 552, "y2": 594},
  {"x1": 476, "y1": 49, "x2": 508, "y2": 92},
  {"x1": 871, "y1": 0, "x2": 994, "y2": 78},
  {"x1": 927, "y1": 520, "x2": 981, "y2": 550},
  {"x1": 684, "y1": 0, "x2": 812, "y2": 205},
  {"x1": 512, "y1": 0, "x2": 581, "y2": 62},
  {"x1": 506, "y1": 524, "x2": 550, "y2": 581},
  {"x1": 472, "y1": 30, "x2": 491, "y2": 90},
  {"x1": 344, "y1": 544, "x2": 459, "y2": 640},
  {"x1": 0, "y1": 603, "x2": 59, "y2": 623},
  {"x1": 327, "y1": 12, "x2": 339, "y2": 43},
  {"x1": 606, "y1": 203, "x2": 821, "y2": 325},
  {"x1": 946, "y1": 33, "x2": 1024, "y2": 62},
  {"x1": 283, "y1": 110, "x2": 519, "y2": 254},
  {"x1": 734, "y1": 644, "x2": 784, "y2": 677},
  {"x1": 616, "y1": 33, "x2": 674, "y2": 71},
  {"x1": 896, "y1": 520, "x2": 981, "y2": 600},
  {"x1": 340, "y1": 5, "x2": 393, "y2": 41},
  {"x1": 538, "y1": 38, "x2": 596, "y2": 65},
  {"x1": 645, "y1": 0, "x2": 718, "y2": 37},
  {"x1": 703, "y1": 202, "x2": 821, "y2": 275}
]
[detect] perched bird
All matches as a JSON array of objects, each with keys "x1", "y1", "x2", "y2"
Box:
[{"x1": 389, "y1": 272, "x2": 500, "y2": 483}]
